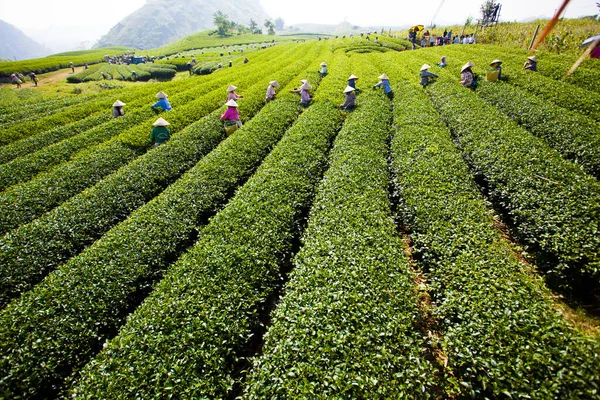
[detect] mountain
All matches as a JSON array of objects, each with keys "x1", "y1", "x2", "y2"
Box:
[
  {"x1": 0, "y1": 20, "x2": 51, "y2": 60},
  {"x1": 94, "y1": 0, "x2": 270, "y2": 50}
]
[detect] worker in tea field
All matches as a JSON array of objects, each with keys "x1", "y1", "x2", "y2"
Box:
[
  {"x1": 489, "y1": 59, "x2": 503, "y2": 80},
  {"x1": 339, "y1": 86, "x2": 356, "y2": 111},
  {"x1": 150, "y1": 117, "x2": 171, "y2": 146},
  {"x1": 187, "y1": 62, "x2": 193, "y2": 75},
  {"x1": 374, "y1": 74, "x2": 393, "y2": 99},
  {"x1": 347, "y1": 74, "x2": 360, "y2": 91},
  {"x1": 69, "y1": 62, "x2": 74, "y2": 73},
  {"x1": 221, "y1": 99, "x2": 242, "y2": 135},
  {"x1": 10, "y1": 74, "x2": 22, "y2": 88},
  {"x1": 29, "y1": 72, "x2": 38, "y2": 86},
  {"x1": 266, "y1": 80, "x2": 279, "y2": 102},
  {"x1": 290, "y1": 80, "x2": 312, "y2": 108},
  {"x1": 523, "y1": 56, "x2": 537, "y2": 72},
  {"x1": 244, "y1": 57, "x2": 249, "y2": 64},
  {"x1": 439, "y1": 56, "x2": 447, "y2": 68},
  {"x1": 420, "y1": 64, "x2": 438, "y2": 88},
  {"x1": 460, "y1": 62, "x2": 477, "y2": 89},
  {"x1": 152, "y1": 91, "x2": 172, "y2": 112},
  {"x1": 112, "y1": 100, "x2": 125, "y2": 118},
  {"x1": 319, "y1": 62, "x2": 327, "y2": 77},
  {"x1": 227, "y1": 85, "x2": 243, "y2": 101}
]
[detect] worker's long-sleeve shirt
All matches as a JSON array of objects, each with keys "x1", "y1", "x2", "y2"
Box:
[
  {"x1": 150, "y1": 126, "x2": 170, "y2": 143},
  {"x1": 524, "y1": 61, "x2": 537, "y2": 72},
  {"x1": 113, "y1": 107, "x2": 124, "y2": 118},
  {"x1": 341, "y1": 92, "x2": 356, "y2": 109},
  {"x1": 460, "y1": 71, "x2": 474, "y2": 87},
  {"x1": 420, "y1": 70, "x2": 438, "y2": 87},
  {"x1": 266, "y1": 85, "x2": 276, "y2": 100},
  {"x1": 152, "y1": 98, "x2": 172, "y2": 111},
  {"x1": 374, "y1": 79, "x2": 392, "y2": 94},
  {"x1": 227, "y1": 92, "x2": 241, "y2": 101},
  {"x1": 320, "y1": 67, "x2": 327, "y2": 74},
  {"x1": 221, "y1": 107, "x2": 240, "y2": 121}
]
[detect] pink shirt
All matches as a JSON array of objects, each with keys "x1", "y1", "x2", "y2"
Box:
[
  {"x1": 591, "y1": 47, "x2": 600, "y2": 59},
  {"x1": 227, "y1": 92, "x2": 241, "y2": 101},
  {"x1": 221, "y1": 107, "x2": 240, "y2": 121},
  {"x1": 300, "y1": 89, "x2": 311, "y2": 103},
  {"x1": 266, "y1": 85, "x2": 276, "y2": 100}
]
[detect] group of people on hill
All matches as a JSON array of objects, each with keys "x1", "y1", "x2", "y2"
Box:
[
  {"x1": 108, "y1": 52, "x2": 542, "y2": 146},
  {"x1": 10, "y1": 72, "x2": 38, "y2": 88}
]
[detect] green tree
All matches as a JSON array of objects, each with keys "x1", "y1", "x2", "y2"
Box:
[
  {"x1": 264, "y1": 19, "x2": 276, "y2": 35},
  {"x1": 249, "y1": 19, "x2": 258, "y2": 31},
  {"x1": 214, "y1": 11, "x2": 231, "y2": 36},
  {"x1": 480, "y1": 0, "x2": 500, "y2": 25}
]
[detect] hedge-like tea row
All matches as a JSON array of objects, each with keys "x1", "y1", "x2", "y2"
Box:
[
  {"x1": 68, "y1": 63, "x2": 177, "y2": 82},
  {"x1": 0, "y1": 91, "x2": 306, "y2": 399},
  {"x1": 0, "y1": 45, "x2": 310, "y2": 234},
  {"x1": 433, "y1": 45, "x2": 600, "y2": 122},
  {"x1": 425, "y1": 78, "x2": 600, "y2": 283},
  {"x1": 385, "y1": 62, "x2": 600, "y2": 397},
  {"x1": 244, "y1": 80, "x2": 437, "y2": 398},
  {"x1": 0, "y1": 43, "x2": 325, "y2": 307},
  {"x1": 477, "y1": 80, "x2": 600, "y2": 178},
  {"x1": 71, "y1": 101, "x2": 341, "y2": 399}
]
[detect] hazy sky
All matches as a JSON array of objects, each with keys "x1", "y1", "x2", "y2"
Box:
[{"x1": 0, "y1": 0, "x2": 597, "y2": 50}]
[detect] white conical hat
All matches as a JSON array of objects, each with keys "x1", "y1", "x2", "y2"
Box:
[
  {"x1": 225, "y1": 99, "x2": 239, "y2": 107},
  {"x1": 155, "y1": 91, "x2": 168, "y2": 99},
  {"x1": 378, "y1": 74, "x2": 389, "y2": 80},
  {"x1": 343, "y1": 85, "x2": 356, "y2": 93},
  {"x1": 347, "y1": 74, "x2": 358, "y2": 80},
  {"x1": 466, "y1": 62, "x2": 475, "y2": 67},
  {"x1": 227, "y1": 85, "x2": 237, "y2": 92},
  {"x1": 269, "y1": 80, "x2": 279, "y2": 87},
  {"x1": 420, "y1": 64, "x2": 431, "y2": 71},
  {"x1": 113, "y1": 100, "x2": 125, "y2": 107},
  {"x1": 320, "y1": 62, "x2": 327, "y2": 66},
  {"x1": 153, "y1": 117, "x2": 170, "y2": 126},
  {"x1": 300, "y1": 82, "x2": 312, "y2": 90},
  {"x1": 461, "y1": 63, "x2": 473, "y2": 73},
  {"x1": 490, "y1": 59, "x2": 502, "y2": 66},
  {"x1": 528, "y1": 56, "x2": 537, "y2": 61},
  {"x1": 300, "y1": 79, "x2": 308, "y2": 84}
]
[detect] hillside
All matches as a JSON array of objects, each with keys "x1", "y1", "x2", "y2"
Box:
[
  {"x1": 0, "y1": 20, "x2": 50, "y2": 60},
  {"x1": 94, "y1": 0, "x2": 270, "y2": 50}
]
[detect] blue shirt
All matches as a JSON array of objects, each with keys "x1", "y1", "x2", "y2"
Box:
[
  {"x1": 152, "y1": 98, "x2": 172, "y2": 111},
  {"x1": 374, "y1": 79, "x2": 392, "y2": 94},
  {"x1": 320, "y1": 67, "x2": 327, "y2": 74}
]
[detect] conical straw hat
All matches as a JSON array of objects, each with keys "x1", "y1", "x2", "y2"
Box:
[
  {"x1": 113, "y1": 100, "x2": 125, "y2": 107},
  {"x1": 226, "y1": 85, "x2": 237, "y2": 92},
  {"x1": 225, "y1": 99, "x2": 239, "y2": 107},
  {"x1": 378, "y1": 74, "x2": 389, "y2": 80},
  {"x1": 343, "y1": 86, "x2": 356, "y2": 93},
  {"x1": 300, "y1": 82, "x2": 312, "y2": 90},
  {"x1": 269, "y1": 80, "x2": 279, "y2": 87},
  {"x1": 490, "y1": 59, "x2": 502, "y2": 66},
  {"x1": 320, "y1": 62, "x2": 327, "y2": 66},
  {"x1": 155, "y1": 91, "x2": 168, "y2": 99},
  {"x1": 420, "y1": 64, "x2": 431, "y2": 71},
  {"x1": 461, "y1": 63, "x2": 472, "y2": 73},
  {"x1": 153, "y1": 117, "x2": 170, "y2": 126},
  {"x1": 347, "y1": 74, "x2": 359, "y2": 80},
  {"x1": 300, "y1": 79, "x2": 308, "y2": 84},
  {"x1": 527, "y1": 56, "x2": 537, "y2": 61}
]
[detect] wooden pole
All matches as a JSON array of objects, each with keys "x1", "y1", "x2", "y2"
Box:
[
  {"x1": 530, "y1": 0, "x2": 572, "y2": 52},
  {"x1": 564, "y1": 38, "x2": 600, "y2": 78},
  {"x1": 528, "y1": 25, "x2": 541, "y2": 50}
]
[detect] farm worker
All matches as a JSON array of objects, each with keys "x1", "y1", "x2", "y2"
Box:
[
  {"x1": 150, "y1": 118, "x2": 171, "y2": 146},
  {"x1": 152, "y1": 91, "x2": 172, "y2": 111},
  {"x1": 591, "y1": 43, "x2": 600, "y2": 58},
  {"x1": 10, "y1": 73, "x2": 22, "y2": 88},
  {"x1": 266, "y1": 80, "x2": 279, "y2": 102},
  {"x1": 84, "y1": 63, "x2": 89, "y2": 70},
  {"x1": 69, "y1": 61, "x2": 74, "y2": 73},
  {"x1": 226, "y1": 85, "x2": 243, "y2": 101},
  {"x1": 290, "y1": 80, "x2": 312, "y2": 108},
  {"x1": 221, "y1": 99, "x2": 242, "y2": 135},
  {"x1": 460, "y1": 63, "x2": 477, "y2": 89},
  {"x1": 29, "y1": 72, "x2": 38, "y2": 86},
  {"x1": 191, "y1": 57, "x2": 197, "y2": 65},
  {"x1": 112, "y1": 100, "x2": 125, "y2": 118},
  {"x1": 374, "y1": 73, "x2": 393, "y2": 99},
  {"x1": 439, "y1": 56, "x2": 447, "y2": 68},
  {"x1": 420, "y1": 64, "x2": 438, "y2": 88},
  {"x1": 131, "y1": 71, "x2": 138, "y2": 81},
  {"x1": 339, "y1": 86, "x2": 356, "y2": 111},
  {"x1": 244, "y1": 57, "x2": 249, "y2": 64},
  {"x1": 523, "y1": 56, "x2": 537, "y2": 72},
  {"x1": 489, "y1": 59, "x2": 502, "y2": 80},
  {"x1": 347, "y1": 74, "x2": 360, "y2": 91},
  {"x1": 319, "y1": 62, "x2": 327, "y2": 77},
  {"x1": 229, "y1": 60, "x2": 233, "y2": 67},
  {"x1": 187, "y1": 62, "x2": 193, "y2": 75}
]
